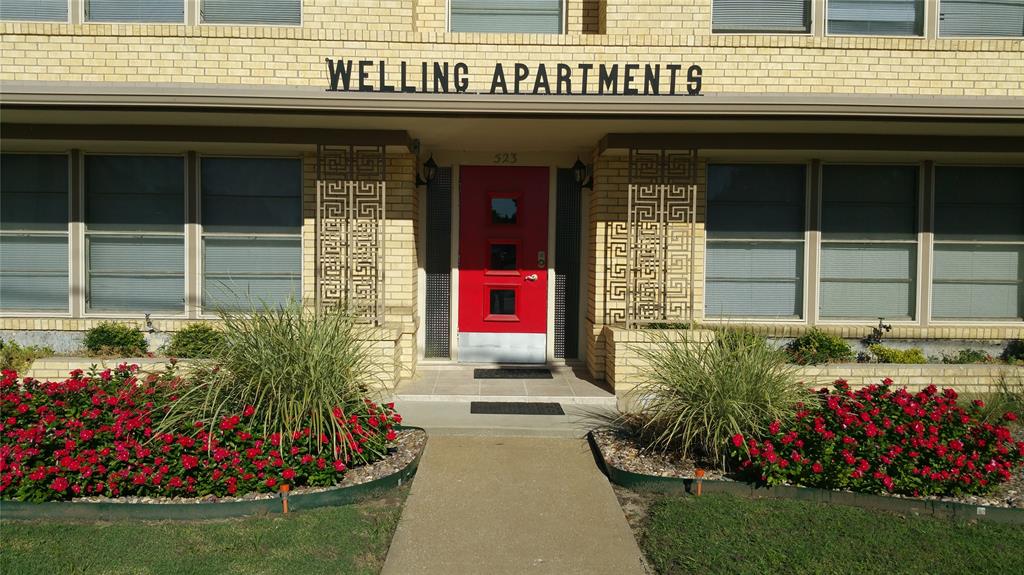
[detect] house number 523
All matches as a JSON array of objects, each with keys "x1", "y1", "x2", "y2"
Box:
[{"x1": 493, "y1": 152, "x2": 518, "y2": 164}]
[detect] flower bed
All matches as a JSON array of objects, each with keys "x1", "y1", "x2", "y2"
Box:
[{"x1": 0, "y1": 365, "x2": 405, "y2": 503}]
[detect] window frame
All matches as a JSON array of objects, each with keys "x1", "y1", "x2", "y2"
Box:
[
  {"x1": 196, "y1": 153, "x2": 304, "y2": 318},
  {"x1": 81, "y1": 151, "x2": 188, "y2": 317},
  {"x1": 936, "y1": 0, "x2": 1024, "y2": 39},
  {"x1": 928, "y1": 162, "x2": 1024, "y2": 324},
  {"x1": 815, "y1": 161, "x2": 924, "y2": 324},
  {"x1": 198, "y1": 0, "x2": 303, "y2": 27},
  {"x1": 0, "y1": 151, "x2": 74, "y2": 317},
  {"x1": 824, "y1": 0, "x2": 927, "y2": 38},
  {"x1": 702, "y1": 161, "x2": 813, "y2": 323},
  {"x1": 710, "y1": 0, "x2": 815, "y2": 35},
  {"x1": 0, "y1": 0, "x2": 71, "y2": 23},
  {"x1": 447, "y1": 0, "x2": 568, "y2": 34}
]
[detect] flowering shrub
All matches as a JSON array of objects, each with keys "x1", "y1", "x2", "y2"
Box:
[
  {"x1": 731, "y1": 379, "x2": 1024, "y2": 498},
  {"x1": 0, "y1": 366, "x2": 401, "y2": 502}
]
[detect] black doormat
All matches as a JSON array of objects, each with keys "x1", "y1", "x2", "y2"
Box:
[
  {"x1": 473, "y1": 368, "x2": 553, "y2": 379},
  {"x1": 470, "y1": 402, "x2": 565, "y2": 415}
]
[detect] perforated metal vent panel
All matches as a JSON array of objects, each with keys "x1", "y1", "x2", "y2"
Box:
[
  {"x1": 555, "y1": 168, "x2": 581, "y2": 359},
  {"x1": 424, "y1": 167, "x2": 452, "y2": 358}
]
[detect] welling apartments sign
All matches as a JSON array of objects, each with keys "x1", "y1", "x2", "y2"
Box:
[{"x1": 325, "y1": 59, "x2": 703, "y2": 96}]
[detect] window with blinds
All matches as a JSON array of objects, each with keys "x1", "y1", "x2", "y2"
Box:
[
  {"x1": 0, "y1": 0, "x2": 68, "y2": 21},
  {"x1": 201, "y1": 0, "x2": 301, "y2": 25},
  {"x1": 827, "y1": 0, "x2": 924, "y2": 36},
  {"x1": 0, "y1": 154, "x2": 70, "y2": 311},
  {"x1": 84, "y1": 155, "x2": 185, "y2": 312},
  {"x1": 450, "y1": 0, "x2": 563, "y2": 33},
  {"x1": 932, "y1": 166, "x2": 1023, "y2": 320},
  {"x1": 200, "y1": 157, "x2": 301, "y2": 313},
  {"x1": 940, "y1": 0, "x2": 1024, "y2": 37},
  {"x1": 705, "y1": 164, "x2": 806, "y2": 318},
  {"x1": 712, "y1": 0, "x2": 811, "y2": 33},
  {"x1": 85, "y1": 0, "x2": 183, "y2": 23},
  {"x1": 820, "y1": 165, "x2": 918, "y2": 320}
]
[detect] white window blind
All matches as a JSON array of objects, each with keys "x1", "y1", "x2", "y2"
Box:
[
  {"x1": 200, "y1": 157, "x2": 301, "y2": 312},
  {"x1": 932, "y1": 166, "x2": 1023, "y2": 320},
  {"x1": 820, "y1": 165, "x2": 918, "y2": 319},
  {"x1": 450, "y1": 0, "x2": 563, "y2": 33},
  {"x1": 84, "y1": 155, "x2": 185, "y2": 312},
  {"x1": 201, "y1": 0, "x2": 300, "y2": 25},
  {"x1": 705, "y1": 164, "x2": 806, "y2": 318},
  {"x1": 85, "y1": 0, "x2": 183, "y2": 23},
  {"x1": 713, "y1": 0, "x2": 811, "y2": 33},
  {"x1": 0, "y1": 0, "x2": 68, "y2": 21},
  {"x1": 827, "y1": 0, "x2": 924, "y2": 35},
  {"x1": 940, "y1": 0, "x2": 1024, "y2": 37},
  {"x1": 0, "y1": 154, "x2": 69, "y2": 311}
]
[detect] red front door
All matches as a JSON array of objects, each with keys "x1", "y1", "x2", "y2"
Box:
[{"x1": 458, "y1": 166, "x2": 548, "y2": 363}]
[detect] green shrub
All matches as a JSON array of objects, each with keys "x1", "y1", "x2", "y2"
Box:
[
  {"x1": 160, "y1": 301, "x2": 384, "y2": 463},
  {"x1": 940, "y1": 348, "x2": 991, "y2": 364},
  {"x1": 868, "y1": 344, "x2": 926, "y2": 364},
  {"x1": 83, "y1": 322, "x2": 148, "y2": 356},
  {"x1": 625, "y1": 330, "x2": 810, "y2": 462},
  {"x1": 785, "y1": 329, "x2": 854, "y2": 365},
  {"x1": 0, "y1": 339, "x2": 54, "y2": 373},
  {"x1": 1001, "y1": 339, "x2": 1024, "y2": 363},
  {"x1": 164, "y1": 323, "x2": 223, "y2": 358}
]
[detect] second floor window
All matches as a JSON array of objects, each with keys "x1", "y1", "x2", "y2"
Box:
[
  {"x1": 450, "y1": 0, "x2": 563, "y2": 34},
  {"x1": 940, "y1": 0, "x2": 1024, "y2": 37},
  {"x1": 201, "y1": 0, "x2": 301, "y2": 26},
  {"x1": 712, "y1": 0, "x2": 811, "y2": 33},
  {"x1": 85, "y1": 0, "x2": 184, "y2": 23},
  {"x1": 828, "y1": 0, "x2": 924, "y2": 36}
]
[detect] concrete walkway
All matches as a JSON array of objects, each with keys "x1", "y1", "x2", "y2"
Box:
[{"x1": 382, "y1": 436, "x2": 647, "y2": 575}]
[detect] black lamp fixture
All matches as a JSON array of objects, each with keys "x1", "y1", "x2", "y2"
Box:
[
  {"x1": 573, "y1": 156, "x2": 593, "y2": 189},
  {"x1": 416, "y1": 154, "x2": 437, "y2": 187}
]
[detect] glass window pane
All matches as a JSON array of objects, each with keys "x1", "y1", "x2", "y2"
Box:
[
  {"x1": 450, "y1": 0, "x2": 562, "y2": 33},
  {"x1": 828, "y1": 0, "x2": 924, "y2": 36},
  {"x1": 822, "y1": 165, "x2": 918, "y2": 240},
  {"x1": 0, "y1": 0, "x2": 68, "y2": 21},
  {"x1": 705, "y1": 242, "x2": 803, "y2": 317},
  {"x1": 935, "y1": 166, "x2": 1024, "y2": 241},
  {"x1": 85, "y1": 155, "x2": 185, "y2": 232},
  {"x1": 707, "y1": 164, "x2": 805, "y2": 239},
  {"x1": 940, "y1": 0, "x2": 1024, "y2": 37},
  {"x1": 1, "y1": 154, "x2": 68, "y2": 231},
  {"x1": 200, "y1": 0, "x2": 301, "y2": 25},
  {"x1": 88, "y1": 236, "x2": 184, "y2": 312},
  {"x1": 201, "y1": 157, "x2": 302, "y2": 234},
  {"x1": 489, "y1": 289, "x2": 516, "y2": 315},
  {"x1": 933, "y1": 244, "x2": 1021, "y2": 319},
  {"x1": 203, "y1": 237, "x2": 300, "y2": 311},
  {"x1": 0, "y1": 235, "x2": 68, "y2": 311},
  {"x1": 491, "y1": 198, "x2": 518, "y2": 224},
  {"x1": 713, "y1": 0, "x2": 811, "y2": 33},
  {"x1": 86, "y1": 0, "x2": 183, "y2": 22},
  {"x1": 820, "y1": 243, "x2": 916, "y2": 319},
  {"x1": 489, "y1": 244, "x2": 518, "y2": 270}
]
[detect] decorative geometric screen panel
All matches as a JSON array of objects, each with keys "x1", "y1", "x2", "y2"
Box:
[
  {"x1": 624, "y1": 149, "x2": 698, "y2": 327},
  {"x1": 315, "y1": 145, "x2": 387, "y2": 325}
]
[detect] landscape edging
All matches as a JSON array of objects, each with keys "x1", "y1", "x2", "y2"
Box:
[
  {"x1": 587, "y1": 431, "x2": 1024, "y2": 525},
  {"x1": 0, "y1": 426, "x2": 426, "y2": 522}
]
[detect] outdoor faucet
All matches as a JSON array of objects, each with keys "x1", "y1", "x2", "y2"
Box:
[
  {"x1": 864, "y1": 318, "x2": 891, "y2": 345},
  {"x1": 144, "y1": 313, "x2": 158, "y2": 334}
]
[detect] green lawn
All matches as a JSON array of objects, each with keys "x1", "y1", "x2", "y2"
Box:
[
  {"x1": 0, "y1": 491, "x2": 405, "y2": 575},
  {"x1": 640, "y1": 493, "x2": 1024, "y2": 575}
]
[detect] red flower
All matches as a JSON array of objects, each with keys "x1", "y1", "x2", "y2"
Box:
[
  {"x1": 386, "y1": 430, "x2": 397, "y2": 442},
  {"x1": 333, "y1": 460, "x2": 346, "y2": 472},
  {"x1": 49, "y1": 477, "x2": 69, "y2": 492},
  {"x1": 242, "y1": 405, "x2": 256, "y2": 417},
  {"x1": 181, "y1": 455, "x2": 199, "y2": 470},
  {"x1": 282, "y1": 468, "x2": 296, "y2": 480},
  {"x1": 811, "y1": 462, "x2": 823, "y2": 474}
]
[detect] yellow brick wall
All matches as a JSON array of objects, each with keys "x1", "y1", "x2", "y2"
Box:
[
  {"x1": 604, "y1": 0, "x2": 709, "y2": 37},
  {"x1": 305, "y1": 0, "x2": 414, "y2": 32}
]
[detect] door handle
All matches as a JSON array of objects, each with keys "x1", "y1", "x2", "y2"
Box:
[{"x1": 524, "y1": 274, "x2": 538, "y2": 281}]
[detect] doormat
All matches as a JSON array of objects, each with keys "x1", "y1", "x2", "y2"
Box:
[
  {"x1": 473, "y1": 368, "x2": 553, "y2": 379},
  {"x1": 470, "y1": 402, "x2": 565, "y2": 416}
]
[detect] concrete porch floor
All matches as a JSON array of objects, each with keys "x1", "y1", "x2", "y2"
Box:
[{"x1": 392, "y1": 364, "x2": 615, "y2": 405}]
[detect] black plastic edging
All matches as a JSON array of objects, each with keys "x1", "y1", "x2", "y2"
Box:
[
  {"x1": 587, "y1": 432, "x2": 1024, "y2": 525},
  {"x1": 0, "y1": 427, "x2": 427, "y2": 522}
]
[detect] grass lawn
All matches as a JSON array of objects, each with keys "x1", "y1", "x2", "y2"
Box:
[
  {"x1": 0, "y1": 490, "x2": 405, "y2": 575},
  {"x1": 639, "y1": 493, "x2": 1024, "y2": 575}
]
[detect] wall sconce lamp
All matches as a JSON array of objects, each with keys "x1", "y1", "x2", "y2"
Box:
[
  {"x1": 416, "y1": 154, "x2": 437, "y2": 187},
  {"x1": 573, "y1": 157, "x2": 593, "y2": 190}
]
